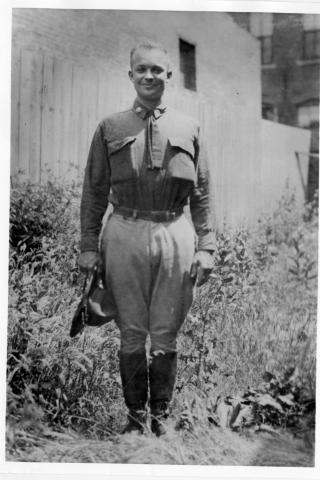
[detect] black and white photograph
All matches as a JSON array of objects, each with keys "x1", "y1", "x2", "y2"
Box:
[{"x1": 2, "y1": 0, "x2": 319, "y2": 476}]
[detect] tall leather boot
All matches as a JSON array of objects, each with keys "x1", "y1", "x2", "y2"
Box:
[
  {"x1": 149, "y1": 352, "x2": 177, "y2": 437},
  {"x1": 119, "y1": 351, "x2": 148, "y2": 434}
]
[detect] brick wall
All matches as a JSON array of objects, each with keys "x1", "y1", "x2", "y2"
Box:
[
  {"x1": 230, "y1": 12, "x2": 319, "y2": 198},
  {"x1": 11, "y1": 9, "x2": 266, "y2": 228},
  {"x1": 230, "y1": 13, "x2": 319, "y2": 136},
  {"x1": 12, "y1": 9, "x2": 261, "y2": 115},
  {"x1": 11, "y1": 9, "x2": 311, "y2": 226}
]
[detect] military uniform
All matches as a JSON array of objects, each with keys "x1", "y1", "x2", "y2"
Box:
[{"x1": 80, "y1": 98, "x2": 215, "y2": 434}]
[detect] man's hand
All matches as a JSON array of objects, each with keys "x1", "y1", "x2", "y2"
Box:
[
  {"x1": 190, "y1": 250, "x2": 214, "y2": 286},
  {"x1": 78, "y1": 251, "x2": 102, "y2": 275}
]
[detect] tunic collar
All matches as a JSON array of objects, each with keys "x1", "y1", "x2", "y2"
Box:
[{"x1": 132, "y1": 98, "x2": 167, "y2": 120}]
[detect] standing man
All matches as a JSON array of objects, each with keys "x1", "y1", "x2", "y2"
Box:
[{"x1": 78, "y1": 40, "x2": 215, "y2": 436}]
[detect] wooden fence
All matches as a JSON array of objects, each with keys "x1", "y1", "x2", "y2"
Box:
[
  {"x1": 11, "y1": 48, "x2": 310, "y2": 228},
  {"x1": 11, "y1": 49, "x2": 132, "y2": 182}
]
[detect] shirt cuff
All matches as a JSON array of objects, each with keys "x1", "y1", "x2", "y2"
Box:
[
  {"x1": 196, "y1": 232, "x2": 217, "y2": 252},
  {"x1": 80, "y1": 235, "x2": 100, "y2": 253}
]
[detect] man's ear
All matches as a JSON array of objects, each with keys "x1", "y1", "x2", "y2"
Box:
[{"x1": 128, "y1": 70, "x2": 133, "y2": 81}]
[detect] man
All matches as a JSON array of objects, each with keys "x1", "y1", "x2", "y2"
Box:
[{"x1": 78, "y1": 40, "x2": 215, "y2": 436}]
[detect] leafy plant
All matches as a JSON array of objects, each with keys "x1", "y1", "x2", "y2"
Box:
[
  {"x1": 6, "y1": 180, "x2": 318, "y2": 461},
  {"x1": 9, "y1": 179, "x2": 80, "y2": 269}
]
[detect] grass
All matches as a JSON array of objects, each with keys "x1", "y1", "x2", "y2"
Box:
[
  {"x1": 6, "y1": 181, "x2": 318, "y2": 465},
  {"x1": 6, "y1": 414, "x2": 314, "y2": 466}
]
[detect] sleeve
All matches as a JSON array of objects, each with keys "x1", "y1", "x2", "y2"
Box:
[
  {"x1": 189, "y1": 125, "x2": 217, "y2": 252},
  {"x1": 80, "y1": 121, "x2": 111, "y2": 252}
]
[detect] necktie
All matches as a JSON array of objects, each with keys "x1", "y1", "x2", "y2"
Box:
[{"x1": 145, "y1": 109, "x2": 164, "y2": 169}]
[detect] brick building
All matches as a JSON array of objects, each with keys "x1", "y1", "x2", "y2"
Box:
[
  {"x1": 11, "y1": 9, "x2": 261, "y2": 109},
  {"x1": 230, "y1": 12, "x2": 319, "y2": 200},
  {"x1": 10, "y1": 9, "x2": 311, "y2": 226}
]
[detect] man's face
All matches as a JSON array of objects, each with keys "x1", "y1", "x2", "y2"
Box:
[{"x1": 129, "y1": 47, "x2": 172, "y2": 104}]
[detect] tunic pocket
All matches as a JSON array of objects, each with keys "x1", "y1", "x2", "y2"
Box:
[
  {"x1": 166, "y1": 137, "x2": 196, "y2": 184},
  {"x1": 108, "y1": 136, "x2": 136, "y2": 183}
]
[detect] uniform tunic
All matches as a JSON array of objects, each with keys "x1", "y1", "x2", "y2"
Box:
[{"x1": 80, "y1": 99, "x2": 215, "y2": 353}]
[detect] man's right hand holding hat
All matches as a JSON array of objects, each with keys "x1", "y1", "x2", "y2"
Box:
[{"x1": 78, "y1": 251, "x2": 102, "y2": 275}]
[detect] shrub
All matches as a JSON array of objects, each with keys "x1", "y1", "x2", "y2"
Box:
[
  {"x1": 9, "y1": 179, "x2": 80, "y2": 268},
  {"x1": 177, "y1": 192, "x2": 317, "y2": 408},
  {"x1": 6, "y1": 180, "x2": 318, "y2": 450}
]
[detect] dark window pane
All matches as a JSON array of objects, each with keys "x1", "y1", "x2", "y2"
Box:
[
  {"x1": 262, "y1": 103, "x2": 277, "y2": 120},
  {"x1": 179, "y1": 39, "x2": 196, "y2": 91},
  {"x1": 316, "y1": 31, "x2": 320, "y2": 57},
  {"x1": 259, "y1": 36, "x2": 273, "y2": 64},
  {"x1": 305, "y1": 31, "x2": 314, "y2": 58},
  {"x1": 303, "y1": 30, "x2": 320, "y2": 59}
]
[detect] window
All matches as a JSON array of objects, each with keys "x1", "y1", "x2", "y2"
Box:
[
  {"x1": 179, "y1": 39, "x2": 196, "y2": 91},
  {"x1": 259, "y1": 36, "x2": 273, "y2": 65},
  {"x1": 262, "y1": 103, "x2": 278, "y2": 121},
  {"x1": 297, "y1": 101, "x2": 319, "y2": 129},
  {"x1": 302, "y1": 14, "x2": 320, "y2": 59},
  {"x1": 249, "y1": 13, "x2": 274, "y2": 64}
]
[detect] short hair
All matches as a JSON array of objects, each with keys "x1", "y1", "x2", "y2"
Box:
[{"x1": 130, "y1": 40, "x2": 171, "y2": 69}]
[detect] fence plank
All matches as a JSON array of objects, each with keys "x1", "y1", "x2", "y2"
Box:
[
  {"x1": 10, "y1": 47, "x2": 21, "y2": 178},
  {"x1": 51, "y1": 57, "x2": 64, "y2": 179},
  {"x1": 40, "y1": 55, "x2": 55, "y2": 182},
  {"x1": 18, "y1": 50, "x2": 33, "y2": 178},
  {"x1": 28, "y1": 51, "x2": 43, "y2": 183},
  {"x1": 58, "y1": 61, "x2": 73, "y2": 180},
  {"x1": 11, "y1": 49, "x2": 310, "y2": 228},
  {"x1": 71, "y1": 64, "x2": 84, "y2": 181},
  {"x1": 85, "y1": 70, "x2": 99, "y2": 171}
]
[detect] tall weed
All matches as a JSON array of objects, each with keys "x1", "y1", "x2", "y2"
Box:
[{"x1": 6, "y1": 181, "x2": 318, "y2": 453}]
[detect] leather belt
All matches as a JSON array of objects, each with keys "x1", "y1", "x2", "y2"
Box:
[{"x1": 113, "y1": 205, "x2": 183, "y2": 222}]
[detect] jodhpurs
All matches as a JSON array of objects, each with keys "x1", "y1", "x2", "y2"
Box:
[{"x1": 101, "y1": 213, "x2": 196, "y2": 354}]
